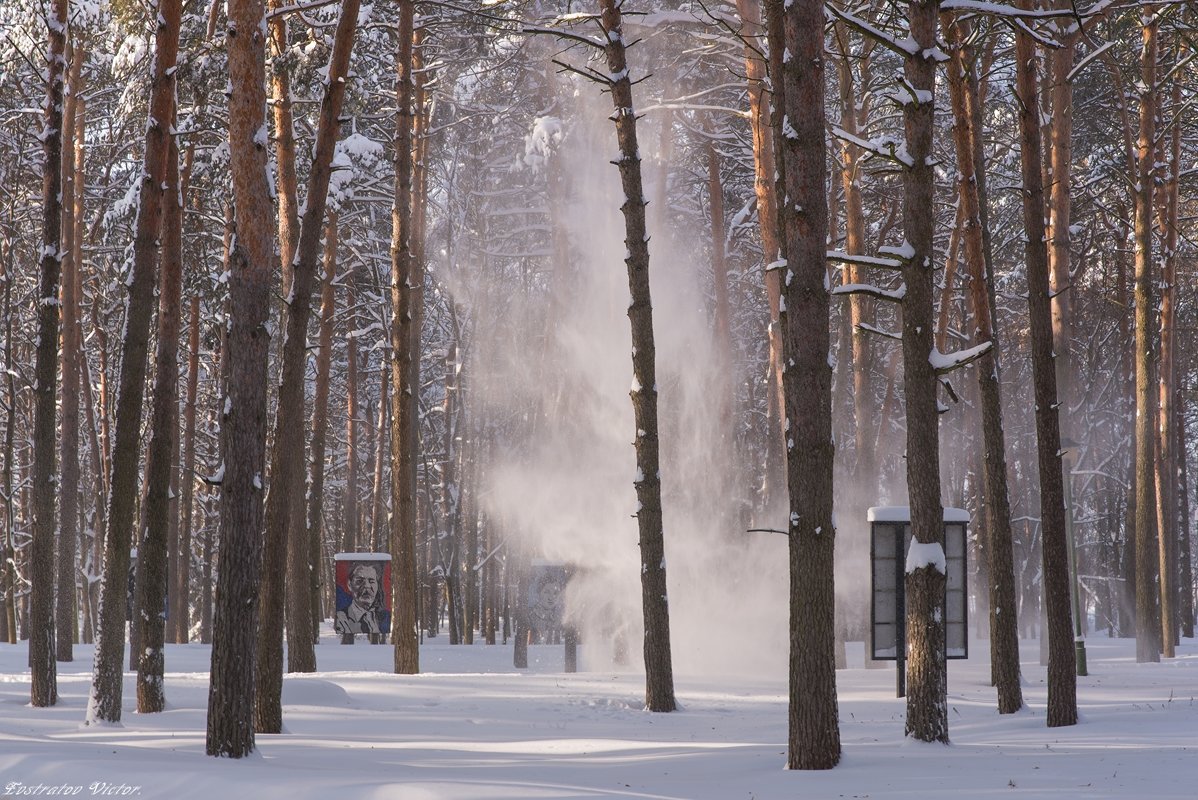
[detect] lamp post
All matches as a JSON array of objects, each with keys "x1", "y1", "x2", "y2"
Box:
[{"x1": 1059, "y1": 439, "x2": 1088, "y2": 676}]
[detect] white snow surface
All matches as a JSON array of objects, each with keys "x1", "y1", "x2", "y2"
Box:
[{"x1": 2, "y1": 633, "x2": 1196, "y2": 798}]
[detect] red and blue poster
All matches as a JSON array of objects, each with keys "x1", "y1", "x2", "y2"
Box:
[{"x1": 334, "y1": 554, "x2": 392, "y2": 637}]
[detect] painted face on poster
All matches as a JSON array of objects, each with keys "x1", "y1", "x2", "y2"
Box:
[{"x1": 335, "y1": 559, "x2": 391, "y2": 636}]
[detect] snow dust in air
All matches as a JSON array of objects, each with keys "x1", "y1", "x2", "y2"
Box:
[{"x1": 470, "y1": 91, "x2": 790, "y2": 679}]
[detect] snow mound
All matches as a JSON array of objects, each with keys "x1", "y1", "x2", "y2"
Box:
[{"x1": 282, "y1": 678, "x2": 357, "y2": 708}]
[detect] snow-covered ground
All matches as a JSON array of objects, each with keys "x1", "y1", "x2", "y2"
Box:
[{"x1": 1, "y1": 630, "x2": 1195, "y2": 799}]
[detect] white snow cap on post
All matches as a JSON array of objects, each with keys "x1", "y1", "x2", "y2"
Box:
[{"x1": 867, "y1": 505, "x2": 969, "y2": 523}]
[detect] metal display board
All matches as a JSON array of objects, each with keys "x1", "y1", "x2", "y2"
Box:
[{"x1": 868, "y1": 507, "x2": 969, "y2": 696}]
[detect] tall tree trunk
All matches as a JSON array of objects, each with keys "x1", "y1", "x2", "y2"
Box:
[
  {"x1": 1154, "y1": 72, "x2": 1180, "y2": 656},
  {"x1": 82, "y1": 267, "x2": 109, "y2": 646},
  {"x1": 705, "y1": 137, "x2": 735, "y2": 453},
  {"x1": 1132, "y1": 14, "x2": 1161, "y2": 664},
  {"x1": 250, "y1": 0, "x2": 302, "y2": 696},
  {"x1": 257, "y1": 0, "x2": 360, "y2": 731},
  {"x1": 832, "y1": 25, "x2": 877, "y2": 490},
  {"x1": 775, "y1": 0, "x2": 839, "y2": 768},
  {"x1": 307, "y1": 212, "x2": 338, "y2": 639},
  {"x1": 462, "y1": 412, "x2": 479, "y2": 645},
  {"x1": 176, "y1": 296, "x2": 201, "y2": 643},
  {"x1": 344, "y1": 275, "x2": 360, "y2": 552},
  {"x1": 206, "y1": 0, "x2": 276, "y2": 758},
  {"x1": 56, "y1": 35, "x2": 85, "y2": 662},
  {"x1": 900, "y1": 0, "x2": 948, "y2": 745},
  {"x1": 267, "y1": 0, "x2": 301, "y2": 292},
  {"x1": 440, "y1": 338, "x2": 461, "y2": 646},
  {"x1": 370, "y1": 367, "x2": 389, "y2": 552},
  {"x1": 761, "y1": 0, "x2": 788, "y2": 511},
  {"x1": 135, "y1": 115, "x2": 184, "y2": 714},
  {"x1": 1014, "y1": 1, "x2": 1078, "y2": 725},
  {"x1": 598, "y1": 0, "x2": 676, "y2": 713},
  {"x1": 732, "y1": 0, "x2": 784, "y2": 510},
  {"x1": 390, "y1": 0, "x2": 421, "y2": 675},
  {"x1": 86, "y1": 0, "x2": 182, "y2": 725},
  {"x1": 2, "y1": 206, "x2": 17, "y2": 645},
  {"x1": 167, "y1": 135, "x2": 195, "y2": 641},
  {"x1": 201, "y1": 204, "x2": 235, "y2": 647},
  {"x1": 942, "y1": 12, "x2": 1022, "y2": 714},
  {"x1": 1047, "y1": 10, "x2": 1076, "y2": 429},
  {"x1": 29, "y1": 0, "x2": 69, "y2": 709},
  {"x1": 1176, "y1": 407, "x2": 1193, "y2": 639}
]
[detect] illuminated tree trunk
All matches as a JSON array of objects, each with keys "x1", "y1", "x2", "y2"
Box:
[
  {"x1": 1132, "y1": 14, "x2": 1161, "y2": 665},
  {"x1": 599, "y1": 0, "x2": 676, "y2": 713},
  {"x1": 135, "y1": 116, "x2": 184, "y2": 714},
  {"x1": 30, "y1": 0, "x2": 68, "y2": 708},
  {"x1": 257, "y1": 0, "x2": 360, "y2": 732},
  {"x1": 176, "y1": 295, "x2": 201, "y2": 643},
  {"x1": 2, "y1": 202, "x2": 16, "y2": 645},
  {"x1": 1047, "y1": 9, "x2": 1076, "y2": 428},
  {"x1": 56, "y1": 34, "x2": 84, "y2": 662},
  {"x1": 1014, "y1": 0, "x2": 1077, "y2": 725},
  {"x1": 344, "y1": 275, "x2": 360, "y2": 552},
  {"x1": 900, "y1": 0, "x2": 947, "y2": 745},
  {"x1": 206, "y1": 0, "x2": 277, "y2": 758},
  {"x1": 307, "y1": 212, "x2": 339, "y2": 640},
  {"x1": 942, "y1": 13, "x2": 1022, "y2": 715},
  {"x1": 390, "y1": 0, "x2": 421, "y2": 675},
  {"x1": 1176, "y1": 410, "x2": 1194, "y2": 639},
  {"x1": 1154, "y1": 71, "x2": 1180, "y2": 656},
  {"x1": 733, "y1": 0, "x2": 781, "y2": 468},
  {"x1": 87, "y1": 0, "x2": 182, "y2": 724},
  {"x1": 832, "y1": 26, "x2": 877, "y2": 489},
  {"x1": 775, "y1": 0, "x2": 839, "y2": 768}
]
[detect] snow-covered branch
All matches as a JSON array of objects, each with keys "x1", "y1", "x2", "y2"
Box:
[
  {"x1": 856, "y1": 322, "x2": 902, "y2": 341},
  {"x1": 824, "y1": 5, "x2": 917, "y2": 59},
  {"x1": 929, "y1": 341, "x2": 993, "y2": 375},
  {"x1": 831, "y1": 283, "x2": 907, "y2": 303},
  {"x1": 830, "y1": 127, "x2": 914, "y2": 167},
  {"x1": 827, "y1": 250, "x2": 904, "y2": 271}
]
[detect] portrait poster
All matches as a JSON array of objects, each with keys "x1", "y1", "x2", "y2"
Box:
[
  {"x1": 527, "y1": 560, "x2": 570, "y2": 631},
  {"x1": 334, "y1": 553, "x2": 392, "y2": 637}
]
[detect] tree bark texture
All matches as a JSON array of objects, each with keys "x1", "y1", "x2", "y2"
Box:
[
  {"x1": 176, "y1": 295, "x2": 201, "y2": 643},
  {"x1": 136, "y1": 118, "x2": 184, "y2": 714},
  {"x1": 832, "y1": 26, "x2": 877, "y2": 489},
  {"x1": 942, "y1": 13, "x2": 1022, "y2": 715},
  {"x1": 307, "y1": 213, "x2": 338, "y2": 639},
  {"x1": 901, "y1": 0, "x2": 948, "y2": 745},
  {"x1": 1014, "y1": 4, "x2": 1078, "y2": 725},
  {"x1": 85, "y1": 0, "x2": 182, "y2": 724},
  {"x1": 1154, "y1": 72, "x2": 1180, "y2": 656},
  {"x1": 390, "y1": 0, "x2": 421, "y2": 675},
  {"x1": 761, "y1": 0, "x2": 788, "y2": 511},
  {"x1": 267, "y1": 0, "x2": 301, "y2": 290},
  {"x1": 777, "y1": 0, "x2": 839, "y2": 769},
  {"x1": 2, "y1": 195, "x2": 18, "y2": 645},
  {"x1": 1132, "y1": 15, "x2": 1161, "y2": 664},
  {"x1": 56, "y1": 35, "x2": 84, "y2": 662},
  {"x1": 733, "y1": 0, "x2": 782, "y2": 485},
  {"x1": 256, "y1": 0, "x2": 360, "y2": 732},
  {"x1": 206, "y1": 0, "x2": 276, "y2": 758},
  {"x1": 30, "y1": 0, "x2": 69, "y2": 708},
  {"x1": 344, "y1": 274, "x2": 360, "y2": 552},
  {"x1": 599, "y1": 0, "x2": 677, "y2": 714},
  {"x1": 1176, "y1": 410, "x2": 1193, "y2": 639},
  {"x1": 1047, "y1": 14, "x2": 1076, "y2": 426}
]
